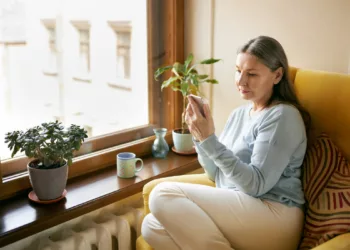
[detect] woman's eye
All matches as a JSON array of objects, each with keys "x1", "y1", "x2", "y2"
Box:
[
  {"x1": 236, "y1": 70, "x2": 241, "y2": 74},
  {"x1": 248, "y1": 73, "x2": 257, "y2": 77}
]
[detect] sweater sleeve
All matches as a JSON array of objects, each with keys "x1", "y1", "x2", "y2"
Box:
[
  {"x1": 197, "y1": 106, "x2": 305, "y2": 196},
  {"x1": 193, "y1": 110, "x2": 237, "y2": 182},
  {"x1": 194, "y1": 139, "x2": 217, "y2": 181},
  {"x1": 198, "y1": 153, "x2": 217, "y2": 181}
]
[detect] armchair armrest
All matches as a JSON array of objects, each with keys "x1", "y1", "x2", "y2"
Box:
[
  {"x1": 312, "y1": 233, "x2": 350, "y2": 250},
  {"x1": 142, "y1": 173, "x2": 215, "y2": 214}
]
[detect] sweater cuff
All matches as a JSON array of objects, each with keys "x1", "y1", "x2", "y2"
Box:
[
  {"x1": 199, "y1": 134, "x2": 219, "y2": 158},
  {"x1": 193, "y1": 137, "x2": 207, "y2": 155}
]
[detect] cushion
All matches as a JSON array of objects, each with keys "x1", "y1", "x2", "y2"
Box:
[{"x1": 299, "y1": 134, "x2": 350, "y2": 249}]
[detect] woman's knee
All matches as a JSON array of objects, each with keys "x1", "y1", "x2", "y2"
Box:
[
  {"x1": 141, "y1": 214, "x2": 154, "y2": 244},
  {"x1": 142, "y1": 213, "x2": 180, "y2": 250},
  {"x1": 149, "y1": 182, "x2": 182, "y2": 216}
]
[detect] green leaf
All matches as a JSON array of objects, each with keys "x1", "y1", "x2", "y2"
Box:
[
  {"x1": 26, "y1": 151, "x2": 34, "y2": 158},
  {"x1": 198, "y1": 74, "x2": 208, "y2": 80},
  {"x1": 172, "y1": 82, "x2": 181, "y2": 87},
  {"x1": 184, "y1": 53, "x2": 193, "y2": 70},
  {"x1": 74, "y1": 141, "x2": 81, "y2": 150},
  {"x1": 173, "y1": 62, "x2": 184, "y2": 74},
  {"x1": 191, "y1": 75, "x2": 199, "y2": 87},
  {"x1": 189, "y1": 68, "x2": 198, "y2": 74},
  {"x1": 11, "y1": 145, "x2": 20, "y2": 158},
  {"x1": 171, "y1": 62, "x2": 185, "y2": 77},
  {"x1": 170, "y1": 82, "x2": 181, "y2": 92},
  {"x1": 200, "y1": 58, "x2": 221, "y2": 64},
  {"x1": 8, "y1": 141, "x2": 14, "y2": 150},
  {"x1": 154, "y1": 65, "x2": 172, "y2": 80},
  {"x1": 205, "y1": 79, "x2": 219, "y2": 84},
  {"x1": 161, "y1": 76, "x2": 180, "y2": 91},
  {"x1": 181, "y1": 83, "x2": 189, "y2": 96},
  {"x1": 171, "y1": 86, "x2": 181, "y2": 92}
]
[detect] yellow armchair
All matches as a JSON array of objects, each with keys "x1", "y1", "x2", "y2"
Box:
[
  {"x1": 311, "y1": 233, "x2": 350, "y2": 250},
  {"x1": 137, "y1": 68, "x2": 350, "y2": 250},
  {"x1": 136, "y1": 173, "x2": 350, "y2": 250}
]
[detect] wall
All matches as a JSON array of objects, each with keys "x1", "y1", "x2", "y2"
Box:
[{"x1": 185, "y1": 0, "x2": 350, "y2": 133}]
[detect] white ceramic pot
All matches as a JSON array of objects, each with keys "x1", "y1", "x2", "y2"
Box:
[{"x1": 172, "y1": 129, "x2": 194, "y2": 152}]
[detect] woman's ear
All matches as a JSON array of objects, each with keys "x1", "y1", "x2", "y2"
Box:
[{"x1": 274, "y1": 67, "x2": 283, "y2": 85}]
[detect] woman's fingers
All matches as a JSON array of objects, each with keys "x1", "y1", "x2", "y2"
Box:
[
  {"x1": 203, "y1": 104, "x2": 213, "y2": 123},
  {"x1": 186, "y1": 103, "x2": 193, "y2": 116},
  {"x1": 187, "y1": 96, "x2": 202, "y2": 118},
  {"x1": 185, "y1": 96, "x2": 215, "y2": 141}
]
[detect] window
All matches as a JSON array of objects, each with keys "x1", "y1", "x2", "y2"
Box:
[
  {"x1": 41, "y1": 19, "x2": 57, "y2": 75},
  {"x1": 109, "y1": 21, "x2": 132, "y2": 79},
  {"x1": 0, "y1": 0, "x2": 184, "y2": 199},
  {"x1": 0, "y1": 0, "x2": 26, "y2": 44},
  {"x1": 78, "y1": 28, "x2": 90, "y2": 75},
  {"x1": 70, "y1": 21, "x2": 90, "y2": 80},
  {"x1": 48, "y1": 27, "x2": 57, "y2": 72},
  {"x1": 116, "y1": 31, "x2": 131, "y2": 79}
]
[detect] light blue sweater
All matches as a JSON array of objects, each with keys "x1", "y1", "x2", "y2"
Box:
[{"x1": 194, "y1": 104, "x2": 307, "y2": 208}]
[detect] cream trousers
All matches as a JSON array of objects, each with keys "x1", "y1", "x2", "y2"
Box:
[{"x1": 141, "y1": 182, "x2": 304, "y2": 250}]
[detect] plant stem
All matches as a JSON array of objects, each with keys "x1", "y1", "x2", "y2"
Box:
[
  {"x1": 35, "y1": 146, "x2": 44, "y2": 163},
  {"x1": 182, "y1": 95, "x2": 186, "y2": 133}
]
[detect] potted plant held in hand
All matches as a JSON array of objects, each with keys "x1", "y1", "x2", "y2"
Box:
[
  {"x1": 154, "y1": 53, "x2": 220, "y2": 153},
  {"x1": 5, "y1": 121, "x2": 88, "y2": 201}
]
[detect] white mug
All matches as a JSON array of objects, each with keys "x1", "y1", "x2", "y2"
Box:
[{"x1": 116, "y1": 152, "x2": 143, "y2": 178}]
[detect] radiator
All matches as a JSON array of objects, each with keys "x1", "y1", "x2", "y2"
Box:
[
  {"x1": 37, "y1": 206, "x2": 144, "y2": 250},
  {"x1": 2, "y1": 193, "x2": 145, "y2": 250}
]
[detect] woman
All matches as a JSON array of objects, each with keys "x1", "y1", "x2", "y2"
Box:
[{"x1": 141, "y1": 36, "x2": 310, "y2": 250}]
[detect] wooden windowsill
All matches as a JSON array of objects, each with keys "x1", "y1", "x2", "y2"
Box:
[{"x1": 0, "y1": 151, "x2": 200, "y2": 248}]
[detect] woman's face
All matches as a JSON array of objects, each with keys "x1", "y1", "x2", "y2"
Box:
[{"x1": 235, "y1": 52, "x2": 282, "y2": 106}]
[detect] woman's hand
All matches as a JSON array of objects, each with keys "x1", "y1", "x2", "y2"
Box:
[{"x1": 185, "y1": 96, "x2": 215, "y2": 142}]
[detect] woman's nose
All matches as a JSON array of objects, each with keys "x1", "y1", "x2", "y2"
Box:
[{"x1": 237, "y1": 73, "x2": 247, "y2": 86}]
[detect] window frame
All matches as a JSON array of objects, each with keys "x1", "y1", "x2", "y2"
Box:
[{"x1": 0, "y1": 0, "x2": 184, "y2": 200}]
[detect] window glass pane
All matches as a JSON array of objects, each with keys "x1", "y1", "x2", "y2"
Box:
[{"x1": 0, "y1": 0, "x2": 148, "y2": 160}]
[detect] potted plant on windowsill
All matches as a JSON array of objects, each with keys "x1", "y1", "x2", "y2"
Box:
[
  {"x1": 154, "y1": 53, "x2": 221, "y2": 153},
  {"x1": 4, "y1": 121, "x2": 88, "y2": 201}
]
